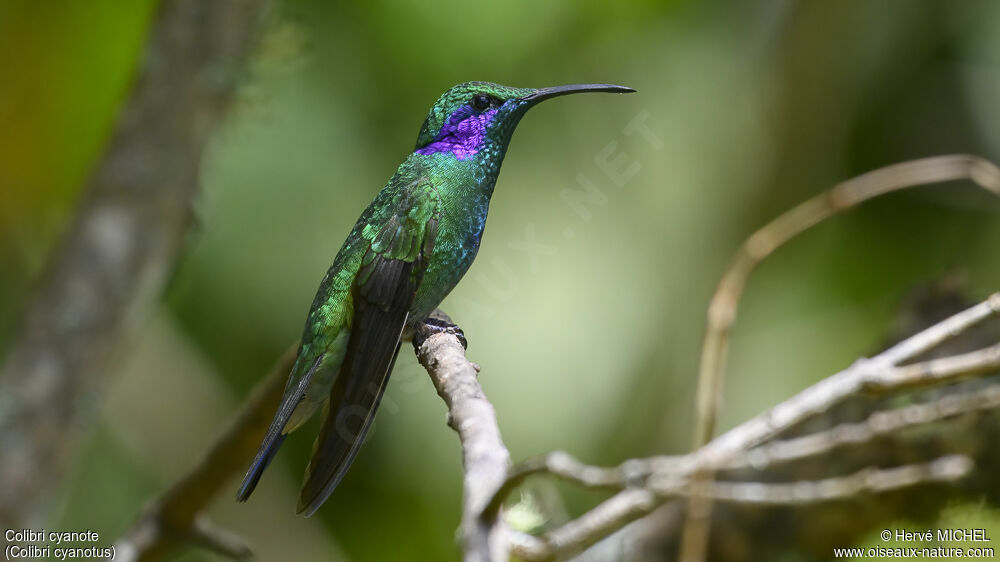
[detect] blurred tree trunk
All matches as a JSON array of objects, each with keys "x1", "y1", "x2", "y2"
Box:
[{"x1": 0, "y1": 0, "x2": 266, "y2": 527}]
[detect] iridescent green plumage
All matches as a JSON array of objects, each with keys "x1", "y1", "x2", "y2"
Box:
[{"x1": 238, "y1": 81, "x2": 634, "y2": 515}]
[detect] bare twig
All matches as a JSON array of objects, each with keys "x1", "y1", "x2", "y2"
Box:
[
  {"x1": 508, "y1": 454, "x2": 973, "y2": 561},
  {"x1": 0, "y1": 0, "x2": 265, "y2": 526},
  {"x1": 694, "y1": 155, "x2": 1000, "y2": 449},
  {"x1": 669, "y1": 319, "x2": 997, "y2": 558},
  {"x1": 111, "y1": 346, "x2": 296, "y2": 562},
  {"x1": 496, "y1": 367, "x2": 1000, "y2": 510},
  {"x1": 877, "y1": 293, "x2": 1000, "y2": 366},
  {"x1": 724, "y1": 384, "x2": 1000, "y2": 472},
  {"x1": 689, "y1": 294, "x2": 1000, "y2": 469},
  {"x1": 496, "y1": 342, "x2": 1000, "y2": 560},
  {"x1": 492, "y1": 291, "x2": 1000, "y2": 560},
  {"x1": 682, "y1": 155, "x2": 1000, "y2": 562},
  {"x1": 701, "y1": 455, "x2": 972, "y2": 504},
  {"x1": 866, "y1": 342, "x2": 1000, "y2": 391},
  {"x1": 540, "y1": 488, "x2": 660, "y2": 560},
  {"x1": 487, "y1": 451, "x2": 681, "y2": 516},
  {"x1": 413, "y1": 315, "x2": 513, "y2": 562}
]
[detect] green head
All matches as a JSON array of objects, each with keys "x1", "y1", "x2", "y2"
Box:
[{"x1": 414, "y1": 81, "x2": 635, "y2": 163}]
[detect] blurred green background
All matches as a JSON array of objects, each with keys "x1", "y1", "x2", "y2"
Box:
[{"x1": 2, "y1": 0, "x2": 1000, "y2": 560}]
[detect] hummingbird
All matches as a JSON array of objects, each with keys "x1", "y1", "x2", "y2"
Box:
[{"x1": 237, "y1": 81, "x2": 635, "y2": 515}]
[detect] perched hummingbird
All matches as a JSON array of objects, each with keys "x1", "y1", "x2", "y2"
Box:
[{"x1": 237, "y1": 81, "x2": 635, "y2": 515}]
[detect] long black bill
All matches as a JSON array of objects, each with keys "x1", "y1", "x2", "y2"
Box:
[{"x1": 521, "y1": 83, "x2": 636, "y2": 103}]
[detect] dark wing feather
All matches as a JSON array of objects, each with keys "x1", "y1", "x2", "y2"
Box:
[{"x1": 297, "y1": 198, "x2": 438, "y2": 515}]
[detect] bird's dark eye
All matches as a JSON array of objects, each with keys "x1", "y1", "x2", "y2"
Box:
[{"x1": 471, "y1": 94, "x2": 492, "y2": 111}]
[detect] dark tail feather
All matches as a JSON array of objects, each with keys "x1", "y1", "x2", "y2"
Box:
[
  {"x1": 237, "y1": 432, "x2": 287, "y2": 501},
  {"x1": 237, "y1": 354, "x2": 324, "y2": 502},
  {"x1": 296, "y1": 342, "x2": 401, "y2": 516}
]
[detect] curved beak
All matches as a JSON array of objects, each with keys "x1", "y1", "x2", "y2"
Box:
[{"x1": 521, "y1": 83, "x2": 636, "y2": 104}]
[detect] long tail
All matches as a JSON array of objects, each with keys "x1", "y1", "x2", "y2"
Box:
[
  {"x1": 296, "y1": 342, "x2": 400, "y2": 515},
  {"x1": 237, "y1": 433, "x2": 287, "y2": 501}
]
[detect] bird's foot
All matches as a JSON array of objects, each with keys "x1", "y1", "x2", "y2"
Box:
[{"x1": 413, "y1": 317, "x2": 468, "y2": 350}]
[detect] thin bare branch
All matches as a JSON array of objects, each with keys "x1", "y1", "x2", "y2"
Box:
[
  {"x1": 512, "y1": 489, "x2": 660, "y2": 561},
  {"x1": 487, "y1": 451, "x2": 681, "y2": 517},
  {"x1": 447, "y1": 290, "x2": 1000, "y2": 561},
  {"x1": 678, "y1": 296, "x2": 999, "y2": 560},
  {"x1": 683, "y1": 155, "x2": 1000, "y2": 562},
  {"x1": 725, "y1": 384, "x2": 1000, "y2": 472},
  {"x1": 497, "y1": 374, "x2": 1000, "y2": 513},
  {"x1": 694, "y1": 155, "x2": 1000, "y2": 449},
  {"x1": 511, "y1": 454, "x2": 973, "y2": 561},
  {"x1": 866, "y1": 342, "x2": 1000, "y2": 391},
  {"x1": 687, "y1": 455, "x2": 972, "y2": 505},
  {"x1": 189, "y1": 517, "x2": 254, "y2": 561},
  {"x1": 693, "y1": 296, "x2": 1000, "y2": 470},
  {"x1": 876, "y1": 293, "x2": 1000, "y2": 366}
]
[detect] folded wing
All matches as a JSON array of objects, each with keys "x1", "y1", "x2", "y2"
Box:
[{"x1": 298, "y1": 183, "x2": 439, "y2": 515}]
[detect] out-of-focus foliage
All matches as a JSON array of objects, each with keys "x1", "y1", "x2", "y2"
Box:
[{"x1": 2, "y1": 0, "x2": 1000, "y2": 560}]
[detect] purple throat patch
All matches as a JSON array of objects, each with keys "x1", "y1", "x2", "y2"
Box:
[{"x1": 416, "y1": 107, "x2": 497, "y2": 160}]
